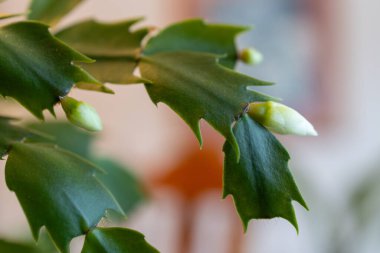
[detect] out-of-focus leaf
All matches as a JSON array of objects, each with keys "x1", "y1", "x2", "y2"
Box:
[
  {"x1": 350, "y1": 168, "x2": 380, "y2": 227},
  {"x1": 0, "y1": 234, "x2": 57, "y2": 253},
  {"x1": 5, "y1": 143, "x2": 123, "y2": 253},
  {"x1": 94, "y1": 158, "x2": 145, "y2": 216},
  {"x1": 27, "y1": 122, "x2": 93, "y2": 158},
  {"x1": 0, "y1": 116, "x2": 44, "y2": 158},
  {"x1": 0, "y1": 13, "x2": 23, "y2": 20},
  {"x1": 35, "y1": 230, "x2": 60, "y2": 253},
  {"x1": 140, "y1": 51, "x2": 273, "y2": 157},
  {"x1": 0, "y1": 239, "x2": 41, "y2": 253},
  {"x1": 223, "y1": 115, "x2": 307, "y2": 231},
  {"x1": 0, "y1": 21, "x2": 102, "y2": 119},
  {"x1": 81, "y1": 227, "x2": 159, "y2": 253},
  {"x1": 27, "y1": 0, "x2": 83, "y2": 26},
  {"x1": 143, "y1": 19, "x2": 248, "y2": 69},
  {"x1": 56, "y1": 19, "x2": 145, "y2": 57},
  {"x1": 78, "y1": 58, "x2": 145, "y2": 85},
  {"x1": 56, "y1": 19, "x2": 149, "y2": 85}
]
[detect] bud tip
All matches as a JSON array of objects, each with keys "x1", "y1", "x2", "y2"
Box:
[
  {"x1": 240, "y1": 47, "x2": 263, "y2": 65},
  {"x1": 60, "y1": 96, "x2": 102, "y2": 132},
  {"x1": 248, "y1": 101, "x2": 317, "y2": 137}
]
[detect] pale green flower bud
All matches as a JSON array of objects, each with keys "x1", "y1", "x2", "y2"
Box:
[
  {"x1": 60, "y1": 96, "x2": 102, "y2": 132},
  {"x1": 247, "y1": 101, "x2": 318, "y2": 136},
  {"x1": 239, "y1": 47, "x2": 263, "y2": 65}
]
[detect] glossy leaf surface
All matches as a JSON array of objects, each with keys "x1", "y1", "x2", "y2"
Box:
[
  {"x1": 140, "y1": 51, "x2": 272, "y2": 156},
  {"x1": 5, "y1": 143, "x2": 123, "y2": 253},
  {"x1": 223, "y1": 115, "x2": 307, "y2": 231},
  {"x1": 82, "y1": 227, "x2": 159, "y2": 253},
  {"x1": 0, "y1": 21, "x2": 100, "y2": 119}
]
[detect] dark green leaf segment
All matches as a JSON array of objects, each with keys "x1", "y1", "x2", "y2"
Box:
[
  {"x1": 5, "y1": 143, "x2": 123, "y2": 253},
  {"x1": 140, "y1": 20, "x2": 275, "y2": 157},
  {"x1": 0, "y1": 21, "x2": 100, "y2": 119},
  {"x1": 223, "y1": 115, "x2": 308, "y2": 231},
  {"x1": 140, "y1": 51, "x2": 272, "y2": 157}
]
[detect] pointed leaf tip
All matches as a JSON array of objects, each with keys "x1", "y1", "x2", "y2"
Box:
[{"x1": 82, "y1": 227, "x2": 159, "y2": 253}]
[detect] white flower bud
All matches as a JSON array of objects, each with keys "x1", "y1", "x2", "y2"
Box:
[
  {"x1": 239, "y1": 47, "x2": 263, "y2": 65},
  {"x1": 60, "y1": 96, "x2": 102, "y2": 132},
  {"x1": 247, "y1": 101, "x2": 318, "y2": 136}
]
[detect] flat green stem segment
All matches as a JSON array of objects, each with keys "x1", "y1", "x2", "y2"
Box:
[
  {"x1": 140, "y1": 51, "x2": 273, "y2": 157},
  {"x1": 5, "y1": 143, "x2": 123, "y2": 253},
  {"x1": 27, "y1": 0, "x2": 83, "y2": 26},
  {"x1": 0, "y1": 21, "x2": 100, "y2": 119},
  {"x1": 82, "y1": 227, "x2": 159, "y2": 253},
  {"x1": 56, "y1": 19, "x2": 149, "y2": 85},
  {"x1": 223, "y1": 115, "x2": 308, "y2": 231},
  {"x1": 143, "y1": 19, "x2": 249, "y2": 69}
]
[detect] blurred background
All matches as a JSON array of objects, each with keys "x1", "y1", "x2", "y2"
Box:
[{"x1": 1, "y1": 0, "x2": 379, "y2": 252}]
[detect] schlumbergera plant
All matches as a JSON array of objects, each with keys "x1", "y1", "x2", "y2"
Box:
[{"x1": 0, "y1": 0, "x2": 318, "y2": 252}]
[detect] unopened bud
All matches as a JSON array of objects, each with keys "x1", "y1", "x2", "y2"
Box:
[
  {"x1": 60, "y1": 96, "x2": 102, "y2": 132},
  {"x1": 248, "y1": 101, "x2": 317, "y2": 136},
  {"x1": 240, "y1": 47, "x2": 263, "y2": 65}
]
